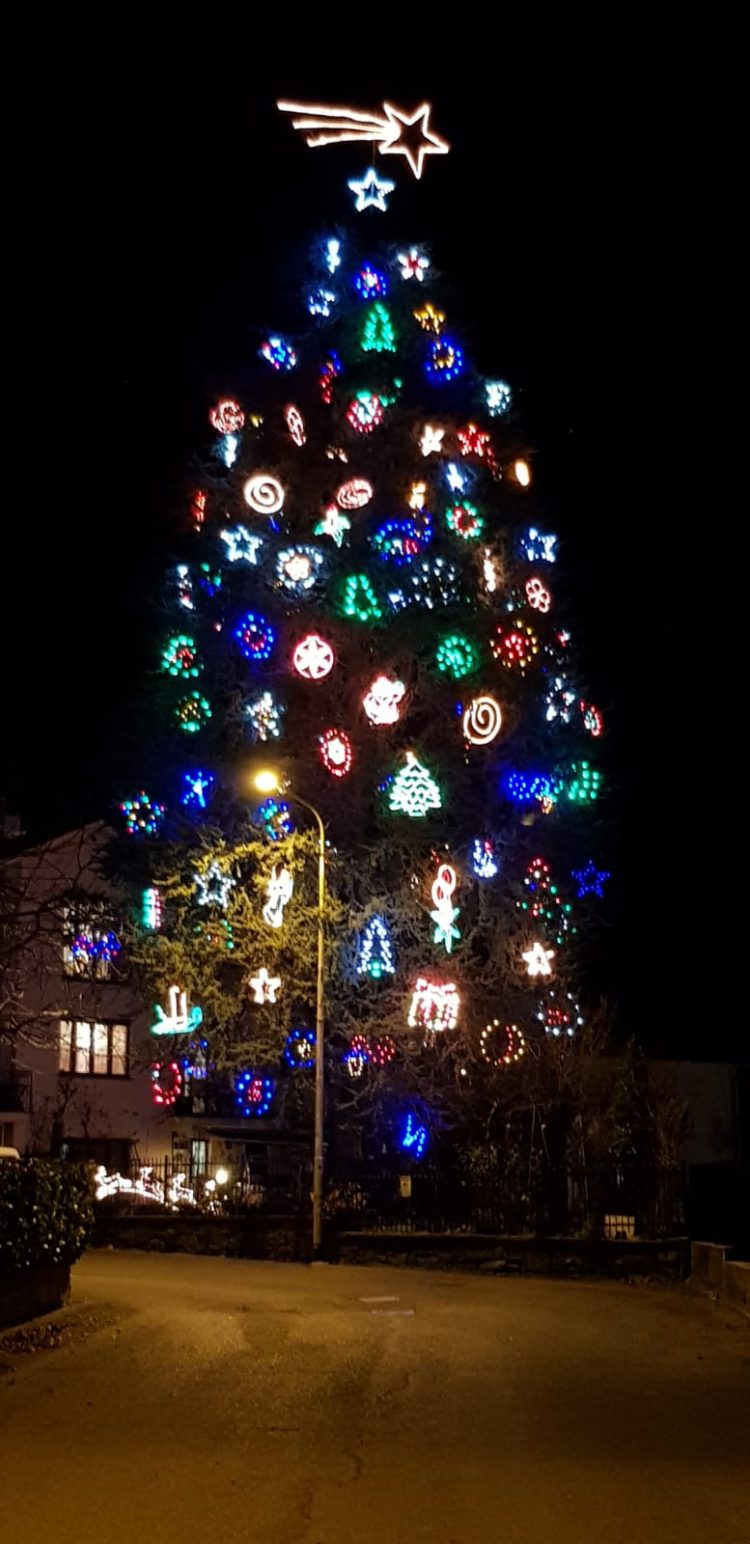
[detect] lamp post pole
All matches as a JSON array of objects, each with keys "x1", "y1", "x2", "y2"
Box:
[{"x1": 287, "y1": 792, "x2": 326, "y2": 1258}]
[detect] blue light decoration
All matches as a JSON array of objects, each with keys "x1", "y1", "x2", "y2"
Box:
[
  {"x1": 308, "y1": 287, "x2": 337, "y2": 317},
  {"x1": 221, "y1": 526, "x2": 264, "y2": 565},
  {"x1": 472, "y1": 839, "x2": 498, "y2": 879},
  {"x1": 347, "y1": 168, "x2": 395, "y2": 212},
  {"x1": 218, "y1": 433, "x2": 239, "y2": 468},
  {"x1": 571, "y1": 860, "x2": 611, "y2": 899},
  {"x1": 121, "y1": 792, "x2": 166, "y2": 837},
  {"x1": 501, "y1": 771, "x2": 563, "y2": 810},
  {"x1": 70, "y1": 928, "x2": 121, "y2": 968},
  {"x1": 276, "y1": 545, "x2": 325, "y2": 593},
  {"x1": 521, "y1": 527, "x2": 558, "y2": 563},
  {"x1": 256, "y1": 797, "x2": 294, "y2": 841},
  {"x1": 387, "y1": 557, "x2": 463, "y2": 612},
  {"x1": 353, "y1": 262, "x2": 389, "y2": 299},
  {"x1": 198, "y1": 562, "x2": 222, "y2": 596},
  {"x1": 357, "y1": 916, "x2": 396, "y2": 980},
  {"x1": 445, "y1": 461, "x2": 471, "y2": 494},
  {"x1": 283, "y1": 1029, "x2": 316, "y2": 1069},
  {"x1": 371, "y1": 515, "x2": 432, "y2": 565},
  {"x1": 424, "y1": 335, "x2": 466, "y2": 384},
  {"x1": 400, "y1": 1112, "x2": 428, "y2": 1161},
  {"x1": 259, "y1": 336, "x2": 298, "y2": 372},
  {"x1": 485, "y1": 380, "x2": 512, "y2": 416},
  {"x1": 544, "y1": 675, "x2": 578, "y2": 725},
  {"x1": 324, "y1": 237, "x2": 341, "y2": 273},
  {"x1": 234, "y1": 611, "x2": 276, "y2": 662},
  {"x1": 235, "y1": 1072, "x2": 275, "y2": 1117},
  {"x1": 181, "y1": 769, "x2": 215, "y2": 811},
  {"x1": 181, "y1": 1038, "x2": 210, "y2": 1081}
]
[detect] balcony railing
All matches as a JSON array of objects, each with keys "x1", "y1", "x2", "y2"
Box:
[{"x1": 0, "y1": 1071, "x2": 32, "y2": 1113}]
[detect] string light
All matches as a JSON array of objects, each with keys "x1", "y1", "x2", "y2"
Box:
[
  {"x1": 522, "y1": 527, "x2": 557, "y2": 563},
  {"x1": 194, "y1": 860, "x2": 235, "y2": 909},
  {"x1": 522, "y1": 940, "x2": 555, "y2": 977},
  {"x1": 516, "y1": 857, "x2": 574, "y2": 946},
  {"x1": 397, "y1": 248, "x2": 430, "y2": 281},
  {"x1": 181, "y1": 770, "x2": 215, "y2": 810},
  {"x1": 363, "y1": 675, "x2": 405, "y2": 725},
  {"x1": 151, "y1": 1061, "x2": 183, "y2": 1108},
  {"x1": 347, "y1": 167, "x2": 395, "y2": 212},
  {"x1": 491, "y1": 619, "x2": 539, "y2": 671},
  {"x1": 565, "y1": 761, "x2": 602, "y2": 804},
  {"x1": 501, "y1": 771, "x2": 562, "y2": 809},
  {"x1": 372, "y1": 516, "x2": 432, "y2": 563},
  {"x1": 353, "y1": 263, "x2": 389, "y2": 298},
  {"x1": 435, "y1": 633, "x2": 479, "y2": 679},
  {"x1": 161, "y1": 635, "x2": 201, "y2": 679},
  {"x1": 389, "y1": 752, "x2": 442, "y2": 817},
  {"x1": 346, "y1": 391, "x2": 384, "y2": 433},
  {"x1": 400, "y1": 1112, "x2": 428, "y2": 1159},
  {"x1": 246, "y1": 691, "x2": 283, "y2": 742},
  {"x1": 284, "y1": 404, "x2": 306, "y2": 445},
  {"x1": 175, "y1": 693, "x2": 212, "y2": 733},
  {"x1": 482, "y1": 549, "x2": 500, "y2": 594},
  {"x1": 284, "y1": 1029, "x2": 315, "y2": 1069},
  {"x1": 463, "y1": 695, "x2": 502, "y2": 746},
  {"x1": 243, "y1": 473, "x2": 285, "y2": 516},
  {"x1": 276, "y1": 545, "x2": 325, "y2": 592},
  {"x1": 480, "y1": 1021, "x2": 526, "y2": 1067},
  {"x1": 324, "y1": 238, "x2": 341, "y2": 273},
  {"x1": 308, "y1": 287, "x2": 337, "y2": 317},
  {"x1": 319, "y1": 352, "x2": 343, "y2": 404},
  {"x1": 581, "y1": 701, "x2": 604, "y2": 737},
  {"x1": 69, "y1": 927, "x2": 121, "y2": 969},
  {"x1": 472, "y1": 839, "x2": 498, "y2": 879},
  {"x1": 121, "y1": 792, "x2": 165, "y2": 837},
  {"x1": 319, "y1": 728, "x2": 353, "y2": 777},
  {"x1": 526, "y1": 577, "x2": 552, "y2": 612},
  {"x1": 191, "y1": 490, "x2": 207, "y2": 530},
  {"x1": 357, "y1": 916, "x2": 396, "y2": 978},
  {"x1": 292, "y1": 633, "x2": 335, "y2": 680},
  {"x1": 430, "y1": 863, "x2": 460, "y2": 954},
  {"x1": 514, "y1": 459, "x2": 531, "y2": 486},
  {"x1": 314, "y1": 505, "x2": 351, "y2": 547},
  {"x1": 259, "y1": 336, "x2": 297, "y2": 372},
  {"x1": 571, "y1": 860, "x2": 610, "y2": 899},
  {"x1": 336, "y1": 478, "x2": 373, "y2": 509},
  {"x1": 360, "y1": 301, "x2": 397, "y2": 352},
  {"x1": 419, "y1": 424, "x2": 445, "y2": 456},
  {"x1": 370, "y1": 1036, "x2": 396, "y2": 1066},
  {"x1": 262, "y1": 865, "x2": 294, "y2": 928},
  {"x1": 414, "y1": 303, "x2": 445, "y2": 333},
  {"x1": 235, "y1": 1072, "x2": 274, "y2": 1116},
  {"x1": 485, "y1": 381, "x2": 512, "y2": 416},
  {"x1": 340, "y1": 573, "x2": 382, "y2": 622},
  {"x1": 535, "y1": 991, "x2": 584, "y2": 1038},
  {"x1": 175, "y1": 564, "x2": 194, "y2": 610},
  {"x1": 387, "y1": 558, "x2": 462, "y2": 612},
  {"x1": 151, "y1": 985, "x2": 203, "y2": 1037},
  {"x1": 446, "y1": 501, "x2": 484, "y2": 541},
  {"x1": 407, "y1": 978, "x2": 460, "y2": 1031},
  {"x1": 425, "y1": 336, "x2": 465, "y2": 383},
  {"x1": 141, "y1": 887, "x2": 162, "y2": 929},
  {"x1": 248, "y1": 966, "x2": 281, "y2": 1004},
  {"x1": 234, "y1": 612, "x2": 276, "y2": 662},
  {"x1": 221, "y1": 526, "x2": 263, "y2": 565}
]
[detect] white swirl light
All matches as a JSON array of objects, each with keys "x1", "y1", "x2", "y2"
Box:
[
  {"x1": 463, "y1": 694, "x2": 502, "y2": 746},
  {"x1": 244, "y1": 473, "x2": 284, "y2": 514}
]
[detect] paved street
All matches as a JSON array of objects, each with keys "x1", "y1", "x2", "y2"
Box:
[{"x1": 2, "y1": 1252, "x2": 748, "y2": 1544}]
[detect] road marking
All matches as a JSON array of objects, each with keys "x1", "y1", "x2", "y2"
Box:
[
  {"x1": 360, "y1": 1295, "x2": 399, "y2": 1303},
  {"x1": 370, "y1": 1308, "x2": 415, "y2": 1317}
]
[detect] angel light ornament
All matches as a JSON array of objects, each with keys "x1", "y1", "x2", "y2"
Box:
[
  {"x1": 363, "y1": 675, "x2": 406, "y2": 726},
  {"x1": 262, "y1": 865, "x2": 294, "y2": 928}
]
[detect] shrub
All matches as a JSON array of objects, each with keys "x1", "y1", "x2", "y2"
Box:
[{"x1": 0, "y1": 1160, "x2": 93, "y2": 1273}]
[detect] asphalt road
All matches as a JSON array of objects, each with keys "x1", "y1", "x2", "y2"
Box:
[{"x1": 2, "y1": 1252, "x2": 748, "y2": 1544}]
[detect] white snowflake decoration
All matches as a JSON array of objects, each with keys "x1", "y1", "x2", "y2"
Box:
[{"x1": 276, "y1": 546, "x2": 325, "y2": 592}]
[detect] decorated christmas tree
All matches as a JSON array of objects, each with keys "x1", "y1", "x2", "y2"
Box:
[{"x1": 122, "y1": 100, "x2": 608, "y2": 1169}]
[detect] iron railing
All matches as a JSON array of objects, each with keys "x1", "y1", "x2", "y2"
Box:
[{"x1": 0, "y1": 1072, "x2": 32, "y2": 1113}]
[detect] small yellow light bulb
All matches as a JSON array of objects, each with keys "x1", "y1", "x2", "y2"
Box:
[{"x1": 514, "y1": 458, "x2": 531, "y2": 487}]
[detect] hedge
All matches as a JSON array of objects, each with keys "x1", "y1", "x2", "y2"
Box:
[{"x1": 0, "y1": 1160, "x2": 93, "y2": 1272}]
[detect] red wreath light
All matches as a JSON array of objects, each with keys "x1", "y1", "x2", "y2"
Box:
[
  {"x1": 319, "y1": 728, "x2": 353, "y2": 777},
  {"x1": 209, "y1": 398, "x2": 245, "y2": 434}
]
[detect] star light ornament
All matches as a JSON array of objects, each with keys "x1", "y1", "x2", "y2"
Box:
[
  {"x1": 181, "y1": 770, "x2": 215, "y2": 810},
  {"x1": 571, "y1": 861, "x2": 611, "y2": 899},
  {"x1": 522, "y1": 527, "x2": 558, "y2": 564},
  {"x1": 522, "y1": 940, "x2": 555, "y2": 978},
  {"x1": 194, "y1": 861, "x2": 236, "y2": 910},
  {"x1": 430, "y1": 864, "x2": 461, "y2": 954},
  {"x1": 278, "y1": 99, "x2": 450, "y2": 180},
  {"x1": 246, "y1": 691, "x2": 283, "y2": 743},
  {"x1": 221, "y1": 527, "x2": 263, "y2": 565},
  {"x1": 485, "y1": 381, "x2": 512, "y2": 416},
  {"x1": 347, "y1": 167, "x2": 395, "y2": 212},
  {"x1": 420, "y1": 424, "x2": 445, "y2": 456},
  {"x1": 398, "y1": 248, "x2": 430, "y2": 282},
  {"x1": 314, "y1": 504, "x2": 351, "y2": 548},
  {"x1": 248, "y1": 967, "x2": 282, "y2": 1005},
  {"x1": 262, "y1": 865, "x2": 294, "y2": 929}
]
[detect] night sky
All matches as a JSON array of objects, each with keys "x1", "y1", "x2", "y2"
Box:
[{"x1": 2, "y1": 61, "x2": 723, "y2": 1057}]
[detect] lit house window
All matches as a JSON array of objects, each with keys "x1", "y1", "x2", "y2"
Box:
[
  {"x1": 62, "y1": 905, "x2": 122, "y2": 980},
  {"x1": 58, "y1": 1021, "x2": 129, "y2": 1077}
]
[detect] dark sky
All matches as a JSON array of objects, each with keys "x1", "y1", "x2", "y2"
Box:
[{"x1": 3, "y1": 56, "x2": 724, "y2": 1056}]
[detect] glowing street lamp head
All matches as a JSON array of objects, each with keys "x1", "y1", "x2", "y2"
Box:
[{"x1": 254, "y1": 770, "x2": 280, "y2": 795}]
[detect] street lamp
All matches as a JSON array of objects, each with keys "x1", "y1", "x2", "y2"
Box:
[{"x1": 253, "y1": 768, "x2": 326, "y2": 1257}]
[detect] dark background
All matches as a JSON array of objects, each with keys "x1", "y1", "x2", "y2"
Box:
[{"x1": 2, "y1": 54, "x2": 723, "y2": 1055}]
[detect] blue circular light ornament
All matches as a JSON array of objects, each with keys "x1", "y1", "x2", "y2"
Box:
[
  {"x1": 353, "y1": 263, "x2": 388, "y2": 299},
  {"x1": 234, "y1": 612, "x2": 276, "y2": 662},
  {"x1": 283, "y1": 1029, "x2": 316, "y2": 1069},
  {"x1": 235, "y1": 1072, "x2": 275, "y2": 1117},
  {"x1": 425, "y1": 335, "x2": 466, "y2": 383}
]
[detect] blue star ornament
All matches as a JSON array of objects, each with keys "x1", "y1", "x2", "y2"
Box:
[
  {"x1": 572, "y1": 860, "x2": 611, "y2": 899},
  {"x1": 348, "y1": 167, "x2": 395, "y2": 213}
]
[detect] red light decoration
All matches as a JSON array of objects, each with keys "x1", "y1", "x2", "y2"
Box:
[
  {"x1": 581, "y1": 701, "x2": 604, "y2": 737},
  {"x1": 457, "y1": 423, "x2": 493, "y2": 460},
  {"x1": 209, "y1": 399, "x2": 244, "y2": 434},
  {"x1": 293, "y1": 633, "x2": 335, "y2": 681},
  {"x1": 370, "y1": 1036, "x2": 397, "y2": 1066},
  {"x1": 191, "y1": 490, "x2": 207, "y2": 530},
  {"x1": 319, "y1": 728, "x2": 353, "y2": 778},
  {"x1": 151, "y1": 1061, "x2": 183, "y2": 1108},
  {"x1": 284, "y1": 404, "x2": 306, "y2": 446},
  {"x1": 336, "y1": 478, "x2": 374, "y2": 510},
  {"x1": 345, "y1": 394, "x2": 384, "y2": 434},
  {"x1": 319, "y1": 354, "x2": 342, "y2": 404},
  {"x1": 491, "y1": 618, "x2": 540, "y2": 672},
  {"x1": 525, "y1": 577, "x2": 551, "y2": 612}
]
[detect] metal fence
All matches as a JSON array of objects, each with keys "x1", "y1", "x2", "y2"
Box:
[{"x1": 93, "y1": 1156, "x2": 309, "y2": 1216}]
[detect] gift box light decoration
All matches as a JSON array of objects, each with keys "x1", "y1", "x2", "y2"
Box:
[
  {"x1": 319, "y1": 727, "x2": 353, "y2": 777},
  {"x1": 480, "y1": 1020, "x2": 526, "y2": 1067},
  {"x1": 235, "y1": 1072, "x2": 275, "y2": 1116},
  {"x1": 388, "y1": 752, "x2": 442, "y2": 817},
  {"x1": 407, "y1": 977, "x2": 460, "y2": 1031},
  {"x1": 357, "y1": 915, "x2": 396, "y2": 978}
]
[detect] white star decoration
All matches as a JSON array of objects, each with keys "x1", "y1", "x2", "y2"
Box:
[
  {"x1": 221, "y1": 526, "x2": 263, "y2": 565},
  {"x1": 522, "y1": 941, "x2": 555, "y2": 978},
  {"x1": 420, "y1": 424, "x2": 445, "y2": 457},
  {"x1": 347, "y1": 167, "x2": 396, "y2": 212},
  {"x1": 249, "y1": 966, "x2": 282, "y2": 1004},
  {"x1": 314, "y1": 504, "x2": 351, "y2": 548},
  {"x1": 379, "y1": 102, "x2": 450, "y2": 180}
]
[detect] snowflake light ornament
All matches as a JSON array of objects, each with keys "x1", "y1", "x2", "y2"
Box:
[
  {"x1": 277, "y1": 546, "x2": 324, "y2": 592},
  {"x1": 246, "y1": 691, "x2": 283, "y2": 742},
  {"x1": 397, "y1": 247, "x2": 430, "y2": 281},
  {"x1": 485, "y1": 381, "x2": 512, "y2": 416}
]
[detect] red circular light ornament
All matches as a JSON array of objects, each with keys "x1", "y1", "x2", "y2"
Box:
[
  {"x1": 525, "y1": 577, "x2": 552, "y2": 612},
  {"x1": 209, "y1": 399, "x2": 244, "y2": 434},
  {"x1": 293, "y1": 633, "x2": 335, "y2": 681},
  {"x1": 319, "y1": 728, "x2": 353, "y2": 778},
  {"x1": 151, "y1": 1061, "x2": 183, "y2": 1108}
]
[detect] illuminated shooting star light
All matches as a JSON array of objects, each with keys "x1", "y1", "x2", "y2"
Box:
[{"x1": 277, "y1": 100, "x2": 450, "y2": 180}]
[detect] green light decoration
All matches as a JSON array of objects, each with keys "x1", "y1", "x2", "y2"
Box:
[
  {"x1": 340, "y1": 573, "x2": 383, "y2": 623},
  {"x1": 388, "y1": 752, "x2": 442, "y2": 818},
  {"x1": 161, "y1": 635, "x2": 201, "y2": 678},
  {"x1": 445, "y1": 501, "x2": 485, "y2": 542},
  {"x1": 174, "y1": 692, "x2": 212, "y2": 734},
  {"x1": 379, "y1": 378, "x2": 403, "y2": 406},
  {"x1": 361, "y1": 301, "x2": 397, "y2": 354},
  {"x1": 565, "y1": 761, "x2": 602, "y2": 804},
  {"x1": 435, "y1": 632, "x2": 479, "y2": 680}
]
